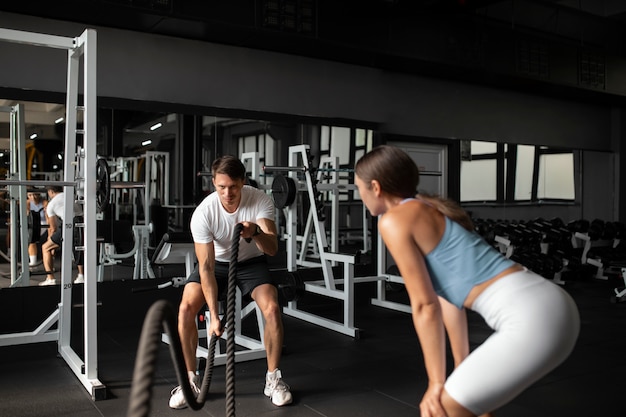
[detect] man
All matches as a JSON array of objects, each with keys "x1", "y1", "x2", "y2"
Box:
[
  {"x1": 39, "y1": 185, "x2": 84, "y2": 286},
  {"x1": 169, "y1": 155, "x2": 292, "y2": 409}
]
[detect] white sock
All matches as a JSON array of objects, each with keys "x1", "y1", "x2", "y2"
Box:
[{"x1": 29, "y1": 255, "x2": 37, "y2": 265}]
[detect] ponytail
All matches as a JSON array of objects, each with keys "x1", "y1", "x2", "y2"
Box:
[{"x1": 418, "y1": 194, "x2": 474, "y2": 232}]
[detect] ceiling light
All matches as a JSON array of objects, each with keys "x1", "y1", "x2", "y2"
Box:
[
  {"x1": 30, "y1": 133, "x2": 37, "y2": 139},
  {"x1": 55, "y1": 117, "x2": 64, "y2": 124},
  {"x1": 142, "y1": 139, "x2": 152, "y2": 146},
  {"x1": 150, "y1": 122, "x2": 162, "y2": 131}
]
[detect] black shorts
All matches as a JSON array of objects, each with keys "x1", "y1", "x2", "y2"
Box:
[
  {"x1": 50, "y1": 229, "x2": 63, "y2": 245},
  {"x1": 186, "y1": 255, "x2": 275, "y2": 299},
  {"x1": 49, "y1": 216, "x2": 84, "y2": 265}
]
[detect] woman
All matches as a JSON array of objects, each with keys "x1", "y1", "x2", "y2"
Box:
[
  {"x1": 27, "y1": 190, "x2": 48, "y2": 267},
  {"x1": 354, "y1": 145, "x2": 579, "y2": 417}
]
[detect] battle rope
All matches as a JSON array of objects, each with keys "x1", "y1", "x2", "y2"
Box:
[{"x1": 127, "y1": 222, "x2": 243, "y2": 417}]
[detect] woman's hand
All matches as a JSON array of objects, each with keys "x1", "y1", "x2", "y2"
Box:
[{"x1": 420, "y1": 383, "x2": 448, "y2": 417}]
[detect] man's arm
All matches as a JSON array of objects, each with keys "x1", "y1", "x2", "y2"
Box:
[
  {"x1": 47, "y1": 215, "x2": 58, "y2": 236},
  {"x1": 194, "y1": 241, "x2": 223, "y2": 337},
  {"x1": 242, "y1": 218, "x2": 278, "y2": 256}
]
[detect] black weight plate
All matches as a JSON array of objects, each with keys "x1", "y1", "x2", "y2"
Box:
[{"x1": 271, "y1": 174, "x2": 296, "y2": 209}]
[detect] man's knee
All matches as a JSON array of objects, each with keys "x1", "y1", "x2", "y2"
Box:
[
  {"x1": 179, "y1": 299, "x2": 200, "y2": 323},
  {"x1": 178, "y1": 285, "x2": 204, "y2": 321},
  {"x1": 260, "y1": 298, "x2": 282, "y2": 324}
]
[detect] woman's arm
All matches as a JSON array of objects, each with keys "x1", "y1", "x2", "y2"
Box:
[
  {"x1": 439, "y1": 296, "x2": 469, "y2": 368},
  {"x1": 379, "y1": 213, "x2": 448, "y2": 417}
]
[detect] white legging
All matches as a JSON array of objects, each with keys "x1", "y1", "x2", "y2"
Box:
[{"x1": 444, "y1": 269, "x2": 580, "y2": 415}]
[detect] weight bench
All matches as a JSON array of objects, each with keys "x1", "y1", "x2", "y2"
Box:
[{"x1": 154, "y1": 232, "x2": 267, "y2": 365}]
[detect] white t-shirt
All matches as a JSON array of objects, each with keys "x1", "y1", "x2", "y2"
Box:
[
  {"x1": 46, "y1": 192, "x2": 65, "y2": 220},
  {"x1": 190, "y1": 185, "x2": 275, "y2": 263},
  {"x1": 46, "y1": 192, "x2": 83, "y2": 223}
]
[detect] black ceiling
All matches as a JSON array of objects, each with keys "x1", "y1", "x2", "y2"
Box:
[{"x1": 3, "y1": 0, "x2": 626, "y2": 105}]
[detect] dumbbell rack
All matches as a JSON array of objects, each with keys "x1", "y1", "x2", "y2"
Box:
[{"x1": 613, "y1": 267, "x2": 626, "y2": 302}]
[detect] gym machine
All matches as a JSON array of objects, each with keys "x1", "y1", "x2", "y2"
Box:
[
  {"x1": 265, "y1": 144, "x2": 374, "y2": 338},
  {"x1": 97, "y1": 152, "x2": 173, "y2": 281},
  {"x1": 0, "y1": 28, "x2": 105, "y2": 399},
  {"x1": 0, "y1": 103, "x2": 31, "y2": 286}
]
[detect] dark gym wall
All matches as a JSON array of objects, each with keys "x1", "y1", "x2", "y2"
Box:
[
  {"x1": 0, "y1": 12, "x2": 620, "y2": 221},
  {"x1": 0, "y1": 13, "x2": 613, "y2": 150}
]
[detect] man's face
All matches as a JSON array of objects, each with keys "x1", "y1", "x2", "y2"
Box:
[{"x1": 212, "y1": 173, "x2": 244, "y2": 212}]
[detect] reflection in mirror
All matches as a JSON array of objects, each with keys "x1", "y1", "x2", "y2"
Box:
[
  {"x1": 461, "y1": 140, "x2": 576, "y2": 203},
  {"x1": 0, "y1": 98, "x2": 377, "y2": 283}
]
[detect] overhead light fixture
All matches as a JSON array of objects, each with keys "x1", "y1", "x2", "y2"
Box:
[
  {"x1": 150, "y1": 122, "x2": 162, "y2": 131},
  {"x1": 55, "y1": 117, "x2": 64, "y2": 124},
  {"x1": 142, "y1": 139, "x2": 152, "y2": 146},
  {"x1": 30, "y1": 133, "x2": 37, "y2": 140},
  {"x1": 57, "y1": 153, "x2": 63, "y2": 160}
]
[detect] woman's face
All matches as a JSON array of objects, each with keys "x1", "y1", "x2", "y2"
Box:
[{"x1": 355, "y1": 174, "x2": 385, "y2": 217}]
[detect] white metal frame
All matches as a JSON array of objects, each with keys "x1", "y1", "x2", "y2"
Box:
[
  {"x1": 0, "y1": 28, "x2": 104, "y2": 400},
  {"x1": 280, "y1": 145, "x2": 377, "y2": 338},
  {"x1": 0, "y1": 104, "x2": 31, "y2": 286}
]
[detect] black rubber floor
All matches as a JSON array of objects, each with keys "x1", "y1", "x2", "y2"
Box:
[{"x1": 0, "y1": 267, "x2": 624, "y2": 417}]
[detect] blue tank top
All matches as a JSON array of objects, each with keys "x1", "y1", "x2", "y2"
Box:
[{"x1": 424, "y1": 216, "x2": 515, "y2": 308}]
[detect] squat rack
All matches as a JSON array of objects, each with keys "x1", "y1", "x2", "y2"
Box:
[
  {"x1": 264, "y1": 144, "x2": 373, "y2": 338},
  {"x1": 0, "y1": 28, "x2": 104, "y2": 399}
]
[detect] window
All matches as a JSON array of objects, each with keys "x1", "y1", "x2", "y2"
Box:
[
  {"x1": 537, "y1": 152, "x2": 575, "y2": 200},
  {"x1": 237, "y1": 132, "x2": 276, "y2": 167},
  {"x1": 318, "y1": 125, "x2": 373, "y2": 200},
  {"x1": 460, "y1": 140, "x2": 576, "y2": 203}
]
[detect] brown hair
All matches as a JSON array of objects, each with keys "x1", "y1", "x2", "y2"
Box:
[
  {"x1": 46, "y1": 185, "x2": 63, "y2": 194},
  {"x1": 356, "y1": 145, "x2": 474, "y2": 231},
  {"x1": 355, "y1": 145, "x2": 419, "y2": 199},
  {"x1": 417, "y1": 194, "x2": 474, "y2": 231},
  {"x1": 211, "y1": 155, "x2": 246, "y2": 181}
]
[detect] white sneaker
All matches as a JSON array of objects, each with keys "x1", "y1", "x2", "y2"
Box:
[
  {"x1": 169, "y1": 380, "x2": 200, "y2": 409},
  {"x1": 74, "y1": 275, "x2": 84, "y2": 284},
  {"x1": 264, "y1": 369, "x2": 292, "y2": 406},
  {"x1": 38, "y1": 278, "x2": 56, "y2": 286}
]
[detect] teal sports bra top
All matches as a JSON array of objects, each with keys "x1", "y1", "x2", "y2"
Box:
[{"x1": 423, "y1": 216, "x2": 515, "y2": 308}]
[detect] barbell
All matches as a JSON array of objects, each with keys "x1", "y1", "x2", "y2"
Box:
[{"x1": 0, "y1": 158, "x2": 112, "y2": 211}]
